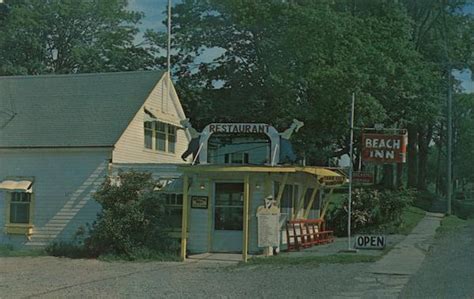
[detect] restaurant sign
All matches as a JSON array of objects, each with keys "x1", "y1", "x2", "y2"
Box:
[
  {"x1": 208, "y1": 123, "x2": 271, "y2": 134},
  {"x1": 361, "y1": 133, "x2": 407, "y2": 163}
]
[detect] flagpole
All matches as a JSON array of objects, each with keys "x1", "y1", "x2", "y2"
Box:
[
  {"x1": 167, "y1": 0, "x2": 172, "y2": 74},
  {"x1": 348, "y1": 93, "x2": 355, "y2": 251}
]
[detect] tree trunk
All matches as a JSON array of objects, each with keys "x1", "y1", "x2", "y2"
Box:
[
  {"x1": 417, "y1": 126, "x2": 433, "y2": 191},
  {"x1": 396, "y1": 163, "x2": 403, "y2": 188},
  {"x1": 407, "y1": 124, "x2": 418, "y2": 188},
  {"x1": 382, "y1": 164, "x2": 395, "y2": 189},
  {"x1": 435, "y1": 140, "x2": 442, "y2": 195}
]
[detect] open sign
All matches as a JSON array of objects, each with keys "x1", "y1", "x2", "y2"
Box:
[{"x1": 355, "y1": 235, "x2": 386, "y2": 249}]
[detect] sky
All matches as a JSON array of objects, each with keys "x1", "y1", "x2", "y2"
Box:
[{"x1": 128, "y1": 0, "x2": 474, "y2": 93}]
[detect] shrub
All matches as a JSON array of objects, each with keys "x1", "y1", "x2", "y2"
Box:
[
  {"x1": 326, "y1": 188, "x2": 415, "y2": 236},
  {"x1": 45, "y1": 241, "x2": 90, "y2": 258},
  {"x1": 413, "y1": 190, "x2": 437, "y2": 211},
  {"x1": 453, "y1": 200, "x2": 474, "y2": 219},
  {"x1": 84, "y1": 171, "x2": 178, "y2": 259}
]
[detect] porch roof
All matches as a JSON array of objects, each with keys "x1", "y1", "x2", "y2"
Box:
[{"x1": 178, "y1": 165, "x2": 346, "y2": 186}]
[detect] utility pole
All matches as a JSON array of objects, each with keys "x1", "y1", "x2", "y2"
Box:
[
  {"x1": 447, "y1": 66, "x2": 452, "y2": 215},
  {"x1": 167, "y1": 0, "x2": 172, "y2": 74},
  {"x1": 347, "y1": 93, "x2": 355, "y2": 251}
]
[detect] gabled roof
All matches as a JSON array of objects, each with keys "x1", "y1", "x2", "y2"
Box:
[{"x1": 0, "y1": 70, "x2": 164, "y2": 148}]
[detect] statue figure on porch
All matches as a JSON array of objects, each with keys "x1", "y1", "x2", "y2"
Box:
[
  {"x1": 279, "y1": 119, "x2": 304, "y2": 164},
  {"x1": 180, "y1": 118, "x2": 202, "y2": 163}
]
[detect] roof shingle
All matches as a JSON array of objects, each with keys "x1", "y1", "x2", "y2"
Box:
[{"x1": 0, "y1": 71, "x2": 164, "y2": 147}]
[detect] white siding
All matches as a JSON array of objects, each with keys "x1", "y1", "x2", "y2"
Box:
[
  {"x1": 0, "y1": 148, "x2": 111, "y2": 247},
  {"x1": 113, "y1": 73, "x2": 190, "y2": 164},
  {"x1": 110, "y1": 163, "x2": 183, "y2": 180}
]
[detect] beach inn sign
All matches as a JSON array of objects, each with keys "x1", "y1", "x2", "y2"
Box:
[{"x1": 361, "y1": 133, "x2": 408, "y2": 163}]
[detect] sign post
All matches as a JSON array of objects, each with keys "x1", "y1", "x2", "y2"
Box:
[{"x1": 347, "y1": 93, "x2": 356, "y2": 252}]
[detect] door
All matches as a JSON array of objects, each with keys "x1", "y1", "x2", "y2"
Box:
[{"x1": 212, "y1": 183, "x2": 244, "y2": 252}]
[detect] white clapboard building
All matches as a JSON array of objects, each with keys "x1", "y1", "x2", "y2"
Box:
[{"x1": 0, "y1": 71, "x2": 189, "y2": 247}]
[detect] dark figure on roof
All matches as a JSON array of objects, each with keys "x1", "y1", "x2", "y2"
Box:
[
  {"x1": 279, "y1": 119, "x2": 304, "y2": 164},
  {"x1": 181, "y1": 118, "x2": 201, "y2": 163}
]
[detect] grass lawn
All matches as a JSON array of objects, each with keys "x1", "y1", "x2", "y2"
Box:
[
  {"x1": 398, "y1": 206, "x2": 426, "y2": 235},
  {"x1": 0, "y1": 245, "x2": 45, "y2": 257},
  {"x1": 436, "y1": 214, "x2": 469, "y2": 237}
]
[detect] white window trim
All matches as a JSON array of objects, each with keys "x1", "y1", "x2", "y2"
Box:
[
  {"x1": 144, "y1": 120, "x2": 177, "y2": 154},
  {"x1": 4, "y1": 191, "x2": 34, "y2": 236}
]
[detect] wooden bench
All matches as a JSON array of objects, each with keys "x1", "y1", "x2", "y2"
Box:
[{"x1": 286, "y1": 219, "x2": 334, "y2": 251}]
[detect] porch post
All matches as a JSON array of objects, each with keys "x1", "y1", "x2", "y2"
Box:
[
  {"x1": 180, "y1": 175, "x2": 189, "y2": 261},
  {"x1": 294, "y1": 185, "x2": 308, "y2": 219},
  {"x1": 303, "y1": 186, "x2": 319, "y2": 219},
  {"x1": 242, "y1": 174, "x2": 250, "y2": 262},
  {"x1": 275, "y1": 173, "x2": 289, "y2": 206}
]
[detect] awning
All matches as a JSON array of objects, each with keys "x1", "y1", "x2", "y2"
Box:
[
  {"x1": 0, "y1": 180, "x2": 33, "y2": 193},
  {"x1": 179, "y1": 165, "x2": 346, "y2": 187},
  {"x1": 160, "y1": 178, "x2": 183, "y2": 193}
]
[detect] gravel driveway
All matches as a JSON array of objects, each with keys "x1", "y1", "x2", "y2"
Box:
[{"x1": 0, "y1": 256, "x2": 369, "y2": 298}]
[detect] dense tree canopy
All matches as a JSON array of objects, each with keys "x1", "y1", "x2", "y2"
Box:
[
  {"x1": 0, "y1": 0, "x2": 153, "y2": 75},
  {"x1": 1, "y1": 0, "x2": 473, "y2": 191},
  {"x1": 147, "y1": 0, "x2": 473, "y2": 177}
]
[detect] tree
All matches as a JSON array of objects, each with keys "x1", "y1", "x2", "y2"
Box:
[
  {"x1": 0, "y1": 0, "x2": 153, "y2": 75},
  {"x1": 149, "y1": 0, "x2": 435, "y2": 165},
  {"x1": 400, "y1": 0, "x2": 474, "y2": 190},
  {"x1": 453, "y1": 93, "x2": 474, "y2": 188}
]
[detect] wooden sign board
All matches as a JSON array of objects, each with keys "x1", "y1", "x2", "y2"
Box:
[
  {"x1": 256, "y1": 206, "x2": 280, "y2": 247},
  {"x1": 362, "y1": 133, "x2": 407, "y2": 163},
  {"x1": 191, "y1": 196, "x2": 208, "y2": 209},
  {"x1": 352, "y1": 171, "x2": 374, "y2": 184}
]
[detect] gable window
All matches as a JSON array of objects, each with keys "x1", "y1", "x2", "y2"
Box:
[
  {"x1": 144, "y1": 121, "x2": 177, "y2": 153},
  {"x1": 224, "y1": 152, "x2": 249, "y2": 164}
]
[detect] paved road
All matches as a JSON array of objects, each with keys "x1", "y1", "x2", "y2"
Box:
[{"x1": 400, "y1": 221, "x2": 474, "y2": 298}]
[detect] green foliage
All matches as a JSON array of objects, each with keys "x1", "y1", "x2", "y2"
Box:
[
  {"x1": 453, "y1": 94, "x2": 474, "y2": 183},
  {"x1": 99, "y1": 248, "x2": 180, "y2": 262},
  {"x1": 326, "y1": 188, "x2": 415, "y2": 236},
  {"x1": 453, "y1": 200, "x2": 474, "y2": 220},
  {"x1": 0, "y1": 244, "x2": 45, "y2": 257},
  {"x1": 398, "y1": 206, "x2": 426, "y2": 235},
  {"x1": 0, "y1": 0, "x2": 153, "y2": 75},
  {"x1": 413, "y1": 190, "x2": 438, "y2": 211},
  {"x1": 45, "y1": 241, "x2": 90, "y2": 259},
  {"x1": 436, "y1": 214, "x2": 468, "y2": 236},
  {"x1": 84, "y1": 171, "x2": 178, "y2": 259},
  {"x1": 144, "y1": 0, "x2": 474, "y2": 169}
]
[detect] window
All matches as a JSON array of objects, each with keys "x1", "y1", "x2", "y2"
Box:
[
  {"x1": 163, "y1": 193, "x2": 183, "y2": 229},
  {"x1": 144, "y1": 120, "x2": 177, "y2": 153},
  {"x1": 215, "y1": 183, "x2": 244, "y2": 231},
  {"x1": 224, "y1": 152, "x2": 249, "y2": 164},
  {"x1": 144, "y1": 122, "x2": 153, "y2": 149},
  {"x1": 9, "y1": 192, "x2": 31, "y2": 224}
]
